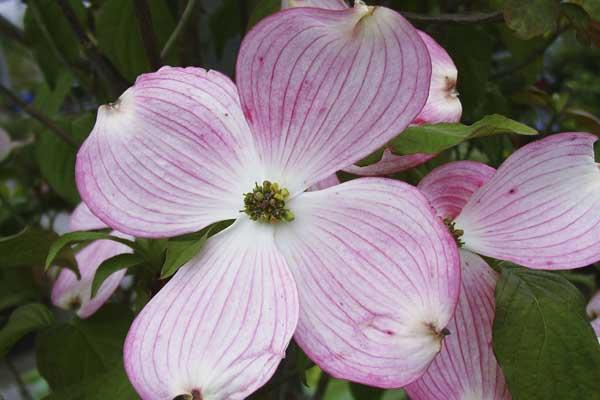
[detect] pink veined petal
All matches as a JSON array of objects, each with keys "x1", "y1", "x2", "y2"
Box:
[
  {"x1": 309, "y1": 172, "x2": 340, "y2": 191},
  {"x1": 343, "y1": 149, "x2": 435, "y2": 176},
  {"x1": 76, "y1": 66, "x2": 262, "y2": 238},
  {"x1": 412, "y1": 31, "x2": 462, "y2": 125},
  {"x1": 406, "y1": 250, "x2": 511, "y2": 400},
  {"x1": 237, "y1": 4, "x2": 431, "y2": 193},
  {"x1": 455, "y1": 132, "x2": 600, "y2": 269},
  {"x1": 281, "y1": 0, "x2": 348, "y2": 10},
  {"x1": 52, "y1": 203, "x2": 132, "y2": 318},
  {"x1": 275, "y1": 178, "x2": 460, "y2": 387},
  {"x1": 69, "y1": 202, "x2": 109, "y2": 231},
  {"x1": 418, "y1": 161, "x2": 496, "y2": 220},
  {"x1": 124, "y1": 218, "x2": 299, "y2": 400},
  {"x1": 51, "y1": 239, "x2": 130, "y2": 319}
]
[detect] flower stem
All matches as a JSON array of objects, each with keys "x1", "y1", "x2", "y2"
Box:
[{"x1": 161, "y1": 0, "x2": 199, "y2": 60}]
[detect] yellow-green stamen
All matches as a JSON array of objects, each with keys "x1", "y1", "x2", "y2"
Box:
[{"x1": 243, "y1": 181, "x2": 295, "y2": 223}]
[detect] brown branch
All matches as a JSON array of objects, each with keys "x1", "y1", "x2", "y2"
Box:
[
  {"x1": 56, "y1": 0, "x2": 128, "y2": 98},
  {"x1": 0, "y1": 15, "x2": 25, "y2": 45},
  {"x1": 0, "y1": 83, "x2": 78, "y2": 148},
  {"x1": 134, "y1": 0, "x2": 162, "y2": 71},
  {"x1": 401, "y1": 10, "x2": 504, "y2": 25}
]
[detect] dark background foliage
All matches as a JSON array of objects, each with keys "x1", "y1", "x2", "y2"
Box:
[{"x1": 1, "y1": 0, "x2": 600, "y2": 399}]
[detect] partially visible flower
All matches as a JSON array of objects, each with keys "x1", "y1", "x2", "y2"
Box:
[
  {"x1": 51, "y1": 203, "x2": 131, "y2": 319},
  {"x1": 587, "y1": 291, "x2": 600, "y2": 341},
  {"x1": 406, "y1": 132, "x2": 600, "y2": 399},
  {"x1": 281, "y1": 0, "x2": 461, "y2": 176},
  {"x1": 76, "y1": 4, "x2": 460, "y2": 399}
]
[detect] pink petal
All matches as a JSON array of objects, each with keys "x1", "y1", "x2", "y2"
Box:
[
  {"x1": 281, "y1": 0, "x2": 348, "y2": 10},
  {"x1": 412, "y1": 31, "x2": 462, "y2": 125},
  {"x1": 309, "y1": 173, "x2": 340, "y2": 191},
  {"x1": 124, "y1": 219, "x2": 299, "y2": 400},
  {"x1": 237, "y1": 5, "x2": 431, "y2": 193},
  {"x1": 418, "y1": 161, "x2": 496, "y2": 220},
  {"x1": 52, "y1": 203, "x2": 132, "y2": 318},
  {"x1": 69, "y1": 202, "x2": 109, "y2": 231},
  {"x1": 76, "y1": 66, "x2": 262, "y2": 238},
  {"x1": 51, "y1": 239, "x2": 130, "y2": 319},
  {"x1": 343, "y1": 149, "x2": 435, "y2": 176},
  {"x1": 455, "y1": 133, "x2": 600, "y2": 269},
  {"x1": 276, "y1": 178, "x2": 460, "y2": 387},
  {"x1": 406, "y1": 250, "x2": 510, "y2": 400}
]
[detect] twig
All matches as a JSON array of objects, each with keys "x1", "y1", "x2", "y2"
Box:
[
  {"x1": 0, "y1": 15, "x2": 25, "y2": 45},
  {"x1": 313, "y1": 372, "x2": 330, "y2": 400},
  {"x1": 491, "y1": 29, "x2": 565, "y2": 79},
  {"x1": 55, "y1": 0, "x2": 128, "y2": 98},
  {"x1": 401, "y1": 10, "x2": 504, "y2": 25},
  {"x1": 5, "y1": 357, "x2": 34, "y2": 400},
  {"x1": 134, "y1": 0, "x2": 162, "y2": 70},
  {"x1": 161, "y1": 0, "x2": 198, "y2": 59},
  {"x1": 0, "y1": 83, "x2": 78, "y2": 148}
]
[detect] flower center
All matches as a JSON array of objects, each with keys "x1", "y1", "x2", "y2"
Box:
[
  {"x1": 443, "y1": 217, "x2": 464, "y2": 247},
  {"x1": 243, "y1": 181, "x2": 295, "y2": 223}
]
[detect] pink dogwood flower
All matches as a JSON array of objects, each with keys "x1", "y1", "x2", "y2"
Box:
[
  {"x1": 51, "y1": 203, "x2": 131, "y2": 318},
  {"x1": 312, "y1": 132, "x2": 600, "y2": 399},
  {"x1": 282, "y1": 0, "x2": 462, "y2": 177},
  {"x1": 407, "y1": 132, "x2": 600, "y2": 399},
  {"x1": 75, "y1": 4, "x2": 461, "y2": 399}
]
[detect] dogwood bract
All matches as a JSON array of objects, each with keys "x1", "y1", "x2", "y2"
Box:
[
  {"x1": 282, "y1": 0, "x2": 462, "y2": 177},
  {"x1": 76, "y1": 3, "x2": 461, "y2": 399},
  {"x1": 407, "y1": 132, "x2": 600, "y2": 399},
  {"x1": 51, "y1": 203, "x2": 131, "y2": 319}
]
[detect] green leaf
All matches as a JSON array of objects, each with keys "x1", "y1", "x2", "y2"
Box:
[
  {"x1": 24, "y1": 0, "x2": 86, "y2": 85},
  {"x1": 160, "y1": 230, "x2": 209, "y2": 279},
  {"x1": 95, "y1": 0, "x2": 176, "y2": 81},
  {"x1": 33, "y1": 70, "x2": 73, "y2": 115},
  {"x1": 388, "y1": 114, "x2": 537, "y2": 157},
  {"x1": 36, "y1": 304, "x2": 134, "y2": 390},
  {"x1": 0, "y1": 303, "x2": 54, "y2": 357},
  {"x1": 36, "y1": 113, "x2": 94, "y2": 205},
  {"x1": 160, "y1": 220, "x2": 234, "y2": 279},
  {"x1": 493, "y1": 265, "x2": 600, "y2": 399},
  {"x1": 349, "y1": 383, "x2": 385, "y2": 400},
  {"x1": 504, "y1": 0, "x2": 560, "y2": 39},
  {"x1": 91, "y1": 253, "x2": 143, "y2": 298},
  {"x1": 248, "y1": 0, "x2": 280, "y2": 29},
  {"x1": 0, "y1": 227, "x2": 74, "y2": 269},
  {"x1": 45, "y1": 369, "x2": 138, "y2": 400},
  {"x1": 45, "y1": 230, "x2": 135, "y2": 270},
  {"x1": 0, "y1": 269, "x2": 39, "y2": 312}
]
